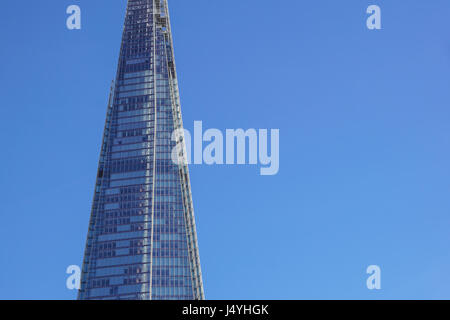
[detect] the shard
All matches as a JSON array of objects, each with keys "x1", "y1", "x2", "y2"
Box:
[{"x1": 78, "y1": 0, "x2": 204, "y2": 300}]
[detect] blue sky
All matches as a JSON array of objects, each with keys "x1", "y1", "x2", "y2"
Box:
[{"x1": 1, "y1": 0, "x2": 450, "y2": 299}]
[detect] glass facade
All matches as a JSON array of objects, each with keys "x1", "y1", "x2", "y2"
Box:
[{"x1": 78, "y1": 0, "x2": 204, "y2": 300}]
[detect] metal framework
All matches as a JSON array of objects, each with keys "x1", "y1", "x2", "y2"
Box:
[{"x1": 78, "y1": 0, "x2": 204, "y2": 300}]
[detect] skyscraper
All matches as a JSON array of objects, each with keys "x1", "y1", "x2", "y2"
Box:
[{"x1": 78, "y1": 0, "x2": 204, "y2": 300}]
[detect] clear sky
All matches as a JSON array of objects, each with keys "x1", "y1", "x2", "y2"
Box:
[{"x1": 1, "y1": 0, "x2": 450, "y2": 300}]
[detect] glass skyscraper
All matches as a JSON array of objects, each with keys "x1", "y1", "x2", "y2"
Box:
[{"x1": 78, "y1": 0, "x2": 204, "y2": 300}]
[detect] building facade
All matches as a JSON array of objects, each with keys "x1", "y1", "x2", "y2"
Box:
[{"x1": 78, "y1": 0, "x2": 204, "y2": 300}]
